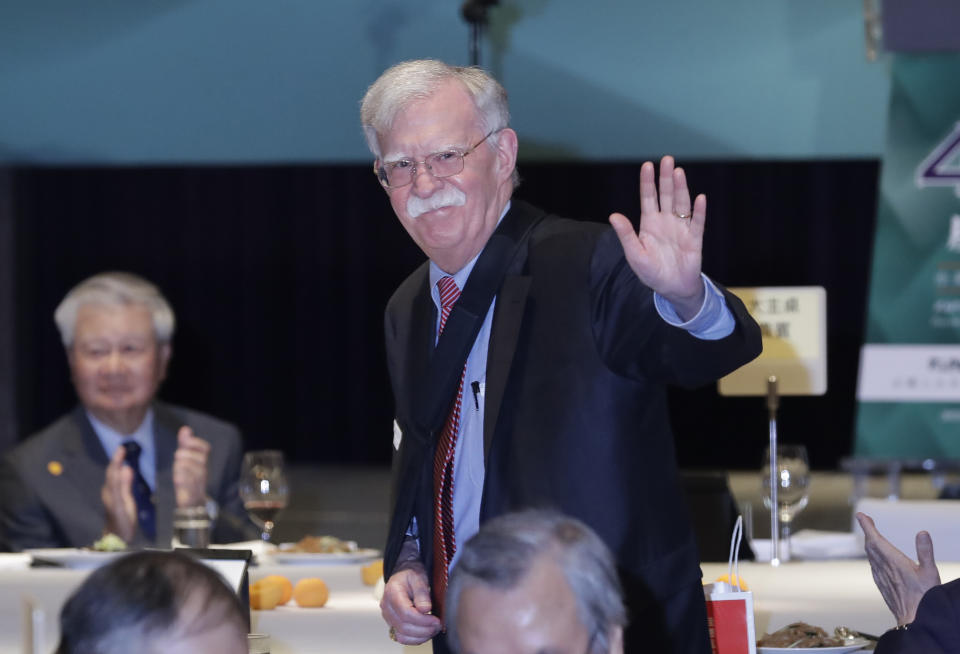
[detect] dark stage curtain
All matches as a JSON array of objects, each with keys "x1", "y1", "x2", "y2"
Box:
[{"x1": 7, "y1": 160, "x2": 878, "y2": 469}]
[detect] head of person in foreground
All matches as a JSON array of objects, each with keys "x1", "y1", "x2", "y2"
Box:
[
  {"x1": 56, "y1": 550, "x2": 248, "y2": 654},
  {"x1": 446, "y1": 509, "x2": 627, "y2": 654}
]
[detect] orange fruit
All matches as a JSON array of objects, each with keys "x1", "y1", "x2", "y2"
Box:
[
  {"x1": 713, "y1": 573, "x2": 749, "y2": 591},
  {"x1": 249, "y1": 581, "x2": 284, "y2": 610},
  {"x1": 293, "y1": 577, "x2": 329, "y2": 608},
  {"x1": 361, "y1": 559, "x2": 384, "y2": 586},
  {"x1": 258, "y1": 575, "x2": 293, "y2": 605}
]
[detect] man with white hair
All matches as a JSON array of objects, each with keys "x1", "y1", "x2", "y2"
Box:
[
  {"x1": 0, "y1": 271, "x2": 251, "y2": 550},
  {"x1": 446, "y1": 510, "x2": 627, "y2": 654},
  {"x1": 363, "y1": 59, "x2": 761, "y2": 654}
]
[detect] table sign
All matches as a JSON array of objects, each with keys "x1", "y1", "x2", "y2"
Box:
[
  {"x1": 719, "y1": 286, "x2": 827, "y2": 396},
  {"x1": 719, "y1": 287, "x2": 826, "y2": 565}
]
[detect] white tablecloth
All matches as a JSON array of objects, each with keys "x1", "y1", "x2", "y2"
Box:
[
  {"x1": 0, "y1": 554, "x2": 430, "y2": 654},
  {"x1": 12, "y1": 553, "x2": 960, "y2": 651},
  {"x1": 701, "y1": 559, "x2": 960, "y2": 638}
]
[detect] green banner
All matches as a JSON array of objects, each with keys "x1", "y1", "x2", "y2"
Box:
[{"x1": 855, "y1": 54, "x2": 960, "y2": 457}]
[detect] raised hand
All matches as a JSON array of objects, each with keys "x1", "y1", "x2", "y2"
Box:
[
  {"x1": 856, "y1": 512, "x2": 941, "y2": 625},
  {"x1": 609, "y1": 155, "x2": 706, "y2": 320},
  {"x1": 101, "y1": 445, "x2": 137, "y2": 542}
]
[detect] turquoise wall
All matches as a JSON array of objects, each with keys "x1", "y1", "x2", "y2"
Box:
[{"x1": 0, "y1": 0, "x2": 889, "y2": 164}]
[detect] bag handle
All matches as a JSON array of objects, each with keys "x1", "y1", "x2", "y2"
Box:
[{"x1": 727, "y1": 515, "x2": 743, "y2": 590}]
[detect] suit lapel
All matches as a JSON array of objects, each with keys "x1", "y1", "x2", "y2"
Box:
[
  {"x1": 481, "y1": 202, "x2": 539, "y2": 456},
  {"x1": 484, "y1": 274, "x2": 530, "y2": 455},
  {"x1": 152, "y1": 403, "x2": 179, "y2": 547},
  {"x1": 403, "y1": 272, "x2": 436, "y2": 446}
]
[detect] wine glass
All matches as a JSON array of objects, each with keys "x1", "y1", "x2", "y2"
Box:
[
  {"x1": 761, "y1": 444, "x2": 810, "y2": 561},
  {"x1": 239, "y1": 450, "x2": 289, "y2": 542}
]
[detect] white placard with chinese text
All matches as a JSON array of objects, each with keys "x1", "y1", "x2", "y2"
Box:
[
  {"x1": 719, "y1": 286, "x2": 827, "y2": 396},
  {"x1": 858, "y1": 344, "x2": 960, "y2": 401}
]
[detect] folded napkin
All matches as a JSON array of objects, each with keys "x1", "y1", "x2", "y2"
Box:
[
  {"x1": 751, "y1": 530, "x2": 863, "y2": 561},
  {"x1": 791, "y1": 530, "x2": 864, "y2": 559}
]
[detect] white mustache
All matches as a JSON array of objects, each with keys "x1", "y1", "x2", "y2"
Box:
[{"x1": 406, "y1": 186, "x2": 467, "y2": 219}]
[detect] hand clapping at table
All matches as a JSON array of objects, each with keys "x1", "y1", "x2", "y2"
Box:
[{"x1": 856, "y1": 512, "x2": 941, "y2": 626}]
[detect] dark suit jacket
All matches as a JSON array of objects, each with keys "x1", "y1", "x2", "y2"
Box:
[
  {"x1": 383, "y1": 201, "x2": 761, "y2": 628},
  {"x1": 0, "y1": 401, "x2": 253, "y2": 551},
  {"x1": 876, "y1": 578, "x2": 960, "y2": 654}
]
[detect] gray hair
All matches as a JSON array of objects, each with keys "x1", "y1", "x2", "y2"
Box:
[
  {"x1": 360, "y1": 59, "x2": 520, "y2": 186},
  {"x1": 446, "y1": 510, "x2": 627, "y2": 654},
  {"x1": 53, "y1": 272, "x2": 175, "y2": 347}
]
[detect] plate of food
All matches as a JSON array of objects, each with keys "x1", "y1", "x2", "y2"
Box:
[
  {"x1": 758, "y1": 644, "x2": 869, "y2": 654},
  {"x1": 27, "y1": 533, "x2": 130, "y2": 569},
  {"x1": 271, "y1": 535, "x2": 380, "y2": 564},
  {"x1": 26, "y1": 548, "x2": 127, "y2": 569},
  {"x1": 757, "y1": 622, "x2": 870, "y2": 653}
]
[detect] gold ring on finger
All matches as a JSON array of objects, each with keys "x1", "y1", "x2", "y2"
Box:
[
  {"x1": 389, "y1": 626, "x2": 398, "y2": 642},
  {"x1": 673, "y1": 210, "x2": 691, "y2": 220}
]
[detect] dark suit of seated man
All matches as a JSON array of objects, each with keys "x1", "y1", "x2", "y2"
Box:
[{"x1": 0, "y1": 272, "x2": 253, "y2": 551}]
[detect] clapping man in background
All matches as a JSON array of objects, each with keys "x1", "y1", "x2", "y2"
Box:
[{"x1": 0, "y1": 271, "x2": 251, "y2": 550}]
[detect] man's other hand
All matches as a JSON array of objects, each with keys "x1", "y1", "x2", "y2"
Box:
[
  {"x1": 380, "y1": 562, "x2": 443, "y2": 644},
  {"x1": 101, "y1": 445, "x2": 137, "y2": 543},
  {"x1": 856, "y1": 511, "x2": 941, "y2": 625}
]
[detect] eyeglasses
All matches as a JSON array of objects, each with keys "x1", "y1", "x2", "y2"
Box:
[{"x1": 375, "y1": 129, "x2": 499, "y2": 189}]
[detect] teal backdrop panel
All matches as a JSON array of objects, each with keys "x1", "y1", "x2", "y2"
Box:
[
  {"x1": 0, "y1": 0, "x2": 887, "y2": 164},
  {"x1": 856, "y1": 53, "x2": 960, "y2": 457}
]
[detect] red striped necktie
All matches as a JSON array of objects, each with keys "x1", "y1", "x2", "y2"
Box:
[{"x1": 432, "y1": 275, "x2": 464, "y2": 620}]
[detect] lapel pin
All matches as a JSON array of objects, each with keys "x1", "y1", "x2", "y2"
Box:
[{"x1": 47, "y1": 460, "x2": 64, "y2": 476}]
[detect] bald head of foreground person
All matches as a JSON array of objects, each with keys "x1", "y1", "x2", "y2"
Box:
[{"x1": 56, "y1": 550, "x2": 248, "y2": 654}]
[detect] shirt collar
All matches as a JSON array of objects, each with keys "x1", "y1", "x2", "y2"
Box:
[{"x1": 86, "y1": 407, "x2": 154, "y2": 451}]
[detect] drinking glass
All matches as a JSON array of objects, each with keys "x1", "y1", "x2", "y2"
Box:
[
  {"x1": 172, "y1": 505, "x2": 211, "y2": 548},
  {"x1": 239, "y1": 450, "x2": 289, "y2": 542},
  {"x1": 247, "y1": 633, "x2": 271, "y2": 654},
  {"x1": 761, "y1": 444, "x2": 810, "y2": 560}
]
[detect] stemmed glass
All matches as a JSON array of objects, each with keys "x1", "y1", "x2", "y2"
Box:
[
  {"x1": 239, "y1": 450, "x2": 289, "y2": 542},
  {"x1": 761, "y1": 444, "x2": 810, "y2": 561}
]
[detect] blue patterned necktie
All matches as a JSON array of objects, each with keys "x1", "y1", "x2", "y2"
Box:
[{"x1": 122, "y1": 441, "x2": 156, "y2": 541}]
